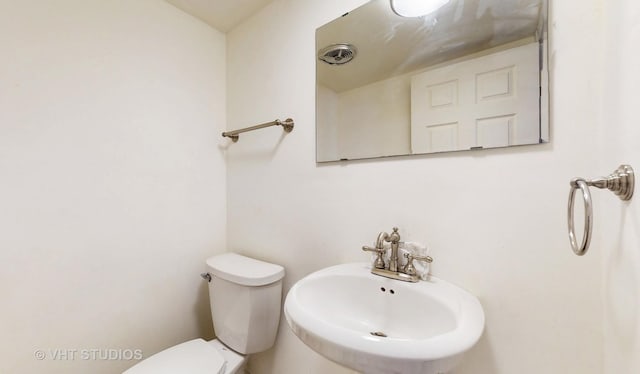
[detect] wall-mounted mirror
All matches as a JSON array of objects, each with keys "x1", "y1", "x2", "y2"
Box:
[{"x1": 316, "y1": 0, "x2": 548, "y2": 162}]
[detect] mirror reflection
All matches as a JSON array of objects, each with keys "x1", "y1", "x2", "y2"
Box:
[{"x1": 316, "y1": 0, "x2": 548, "y2": 162}]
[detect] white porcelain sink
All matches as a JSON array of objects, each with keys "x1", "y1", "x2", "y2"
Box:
[{"x1": 284, "y1": 263, "x2": 484, "y2": 374}]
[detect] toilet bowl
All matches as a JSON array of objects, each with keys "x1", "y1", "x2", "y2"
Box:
[
  {"x1": 124, "y1": 253, "x2": 285, "y2": 374},
  {"x1": 123, "y1": 338, "x2": 244, "y2": 374}
]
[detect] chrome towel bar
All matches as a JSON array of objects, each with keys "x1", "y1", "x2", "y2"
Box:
[
  {"x1": 222, "y1": 118, "x2": 294, "y2": 142},
  {"x1": 568, "y1": 164, "x2": 634, "y2": 256}
]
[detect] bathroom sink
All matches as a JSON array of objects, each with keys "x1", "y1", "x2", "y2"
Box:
[{"x1": 284, "y1": 263, "x2": 484, "y2": 374}]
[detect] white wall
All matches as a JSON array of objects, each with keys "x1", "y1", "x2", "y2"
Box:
[
  {"x1": 316, "y1": 84, "x2": 339, "y2": 161},
  {"x1": 0, "y1": 1, "x2": 227, "y2": 373},
  {"x1": 601, "y1": 0, "x2": 640, "y2": 373},
  {"x1": 318, "y1": 73, "x2": 412, "y2": 162},
  {"x1": 227, "y1": 0, "x2": 604, "y2": 373},
  {"x1": 336, "y1": 74, "x2": 411, "y2": 160}
]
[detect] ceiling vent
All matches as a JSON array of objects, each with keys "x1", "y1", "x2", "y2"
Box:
[{"x1": 318, "y1": 44, "x2": 357, "y2": 65}]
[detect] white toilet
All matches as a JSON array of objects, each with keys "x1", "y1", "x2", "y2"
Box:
[{"x1": 124, "y1": 253, "x2": 285, "y2": 374}]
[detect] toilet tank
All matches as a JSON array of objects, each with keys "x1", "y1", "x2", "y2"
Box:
[{"x1": 206, "y1": 253, "x2": 285, "y2": 355}]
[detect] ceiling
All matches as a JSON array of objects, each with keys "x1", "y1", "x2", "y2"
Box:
[
  {"x1": 165, "y1": 0, "x2": 274, "y2": 32},
  {"x1": 317, "y1": 0, "x2": 545, "y2": 93}
]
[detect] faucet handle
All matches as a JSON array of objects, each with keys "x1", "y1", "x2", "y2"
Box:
[
  {"x1": 389, "y1": 227, "x2": 400, "y2": 243},
  {"x1": 362, "y1": 245, "x2": 385, "y2": 253},
  {"x1": 362, "y1": 246, "x2": 386, "y2": 269},
  {"x1": 403, "y1": 253, "x2": 433, "y2": 276}
]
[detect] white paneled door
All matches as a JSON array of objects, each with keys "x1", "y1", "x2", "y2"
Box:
[{"x1": 410, "y1": 42, "x2": 540, "y2": 153}]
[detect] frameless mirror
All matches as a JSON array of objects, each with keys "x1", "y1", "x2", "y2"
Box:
[{"x1": 316, "y1": 0, "x2": 548, "y2": 162}]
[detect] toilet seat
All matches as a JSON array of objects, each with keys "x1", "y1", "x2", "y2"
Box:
[{"x1": 123, "y1": 339, "x2": 226, "y2": 374}]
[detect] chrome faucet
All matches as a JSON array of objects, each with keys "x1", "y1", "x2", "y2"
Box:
[
  {"x1": 362, "y1": 226, "x2": 433, "y2": 283},
  {"x1": 387, "y1": 227, "x2": 401, "y2": 272},
  {"x1": 369, "y1": 227, "x2": 401, "y2": 271}
]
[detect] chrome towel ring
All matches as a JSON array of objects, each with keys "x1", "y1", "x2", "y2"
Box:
[
  {"x1": 568, "y1": 178, "x2": 592, "y2": 255},
  {"x1": 567, "y1": 165, "x2": 634, "y2": 256}
]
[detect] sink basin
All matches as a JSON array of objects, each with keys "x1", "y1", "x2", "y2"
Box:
[{"x1": 284, "y1": 263, "x2": 484, "y2": 374}]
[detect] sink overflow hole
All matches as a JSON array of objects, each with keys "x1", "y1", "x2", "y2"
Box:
[
  {"x1": 390, "y1": 289, "x2": 395, "y2": 294},
  {"x1": 370, "y1": 331, "x2": 387, "y2": 338},
  {"x1": 380, "y1": 287, "x2": 385, "y2": 292}
]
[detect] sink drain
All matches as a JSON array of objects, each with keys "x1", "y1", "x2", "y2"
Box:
[{"x1": 370, "y1": 331, "x2": 387, "y2": 337}]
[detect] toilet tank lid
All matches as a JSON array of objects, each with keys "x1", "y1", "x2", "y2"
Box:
[{"x1": 206, "y1": 253, "x2": 285, "y2": 286}]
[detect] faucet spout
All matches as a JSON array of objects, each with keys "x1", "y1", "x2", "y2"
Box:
[{"x1": 375, "y1": 232, "x2": 389, "y2": 249}]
